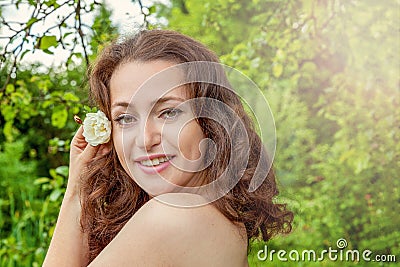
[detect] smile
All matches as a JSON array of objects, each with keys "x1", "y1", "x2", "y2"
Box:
[
  {"x1": 135, "y1": 154, "x2": 175, "y2": 175},
  {"x1": 140, "y1": 155, "x2": 173, "y2": 167}
]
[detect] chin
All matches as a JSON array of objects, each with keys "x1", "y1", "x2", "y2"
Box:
[{"x1": 135, "y1": 178, "x2": 179, "y2": 197}]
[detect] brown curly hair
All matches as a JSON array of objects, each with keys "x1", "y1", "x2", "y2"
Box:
[{"x1": 81, "y1": 29, "x2": 293, "y2": 263}]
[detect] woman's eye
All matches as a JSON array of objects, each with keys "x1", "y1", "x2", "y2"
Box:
[
  {"x1": 114, "y1": 114, "x2": 136, "y2": 126},
  {"x1": 160, "y1": 108, "x2": 183, "y2": 120}
]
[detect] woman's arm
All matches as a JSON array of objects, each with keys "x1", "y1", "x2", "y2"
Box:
[
  {"x1": 42, "y1": 188, "x2": 87, "y2": 266},
  {"x1": 43, "y1": 126, "x2": 109, "y2": 267}
]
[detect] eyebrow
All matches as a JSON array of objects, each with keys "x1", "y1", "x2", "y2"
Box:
[
  {"x1": 111, "y1": 96, "x2": 186, "y2": 109},
  {"x1": 111, "y1": 102, "x2": 130, "y2": 108},
  {"x1": 150, "y1": 96, "x2": 185, "y2": 106}
]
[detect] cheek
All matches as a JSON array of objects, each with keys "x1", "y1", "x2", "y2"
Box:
[
  {"x1": 112, "y1": 130, "x2": 129, "y2": 168},
  {"x1": 179, "y1": 122, "x2": 204, "y2": 159}
]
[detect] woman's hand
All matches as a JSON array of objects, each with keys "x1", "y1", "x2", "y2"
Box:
[{"x1": 67, "y1": 126, "x2": 111, "y2": 197}]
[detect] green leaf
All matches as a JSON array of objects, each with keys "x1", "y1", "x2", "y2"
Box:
[
  {"x1": 55, "y1": 166, "x2": 69, "y2": 177},
  {"x1": 42, "y1": 48, "x2": 54, "y2": 55},
  {"x1": 5, "y1": 84, "x2": 15, "y2": 94},
  {"x1": 34, "y1": 177, "x2": 50, "y2": 185},
  {"x1": 63, "y1": 92, "x2": 80, "y2": 102},
  {"x1": 39, "y1": 35, "x2": 58, "y2": 50},
  {"x1": 148, "y1": 5, "x2": 156, "y2": 14},
  {"x1": 1, "y1": 105, "x2": 15, "y2": 121},
  {"x1": 83, "y1": 105, "x2": 91, "y2": 112},
  {"x1": 26, "y1": 17, "x2": 39, "y2": 28},
  {"x1": 3, "y1": 121, "x2": 16, "y2": 142},
  {"x1": 71, "y1": 106, "x2": 80, "y2": 115},
  {"x1": 83, "y1": 105, "x2": 97, "y2": 113},
  {"x1": 44, "y1": 0, "x2": 58, "y2": 7},
  {"x1": 49, "y1": 189, "x2": 62, "y2": 202},
  {"x1": 49, "y1": 169, "x2": 57, "y2": 179},
  {"x1": 20, "y1": 49, "x2": 30, "y2": 60},
  {"x1": 51, "y1": 105, "x2": 68, "y2": 129},
  {"x1": 42, "y1": 100, "x2": 53, "y2": 109},
  {"x1": 63, "y1": 32, "x2": 73, "y2": 39}
]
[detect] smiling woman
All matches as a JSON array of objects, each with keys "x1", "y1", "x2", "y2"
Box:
[
  {"x1": 110, "y1": 62, "x2": 207, "y2": 196},
  {"x1": 43, "y1": 29, "x2": 293, "y2": 267}
]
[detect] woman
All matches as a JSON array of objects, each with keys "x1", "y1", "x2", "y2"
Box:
[{"x1": 43, "y1": 29, "x2": 293, "y2": 266}]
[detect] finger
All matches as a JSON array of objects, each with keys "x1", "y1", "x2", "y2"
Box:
[
  {"x1": 80, "y1": 143, "x2": 101, "y2": 163},
  {"x1": 71, "y1": 126, "x2": 85, "y2": 145},
  {"x1": 98, "y1": 142, "x2": 112, "y2": 156}
]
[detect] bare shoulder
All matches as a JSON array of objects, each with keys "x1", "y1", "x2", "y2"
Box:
[
  {"x1": 139, "y1": 193, "x2": 248, "y2": 245},
  {"x1": 89, "y1": 193, "x2": 248, "y2": 267}
]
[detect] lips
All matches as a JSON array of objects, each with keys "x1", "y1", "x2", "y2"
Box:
[
  {"x1": 134, "y1": 154, "x2": 175, "y2": 174},
  {"x1": 139, "y1": 155, "x2": 173, "y2": 167}
]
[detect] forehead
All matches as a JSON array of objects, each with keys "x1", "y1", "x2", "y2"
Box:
[{"x1": 110, "y1": 60, "x2": 188, "y2": 107}]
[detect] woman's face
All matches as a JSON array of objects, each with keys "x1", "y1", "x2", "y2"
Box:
[{"x1": 110, "y1": 60, "x2": 206, "y2": 196}]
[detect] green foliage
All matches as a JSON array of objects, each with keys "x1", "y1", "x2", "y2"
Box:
[
  {"x1": 89, "y1": 1, "x2": 118, "y2": 60},
  {"x1": 154, "y1": 0, "x2": 266, "y2": 55},
  {"x1": 0, "y1": 1, "x2": 120, "y2": 266},
  {"x1": 0, "y1": 140, "x2": 59, "y2": 266},
  {"x1": 1, "y1": 0, "x2": 399, "y2": 266},
  {"x1": 158, "y1": 0, "x2": 399, "y2": 266}
]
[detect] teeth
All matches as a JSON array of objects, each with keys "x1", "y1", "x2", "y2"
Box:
[
  {"x1": 142, "y1": 160, "x2": 152, "y2": 166},
  {"x1": 140, "y1": 156, "x2": 171, "y2": 166}
]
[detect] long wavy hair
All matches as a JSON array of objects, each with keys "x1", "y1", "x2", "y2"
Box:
[{"x1": 81, "y1": 29, "x2": 293, "y2": 262}]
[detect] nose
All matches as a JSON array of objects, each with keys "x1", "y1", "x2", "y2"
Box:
[{"x1": 135, "y1": 118, "x2": 161, "y2": 151}]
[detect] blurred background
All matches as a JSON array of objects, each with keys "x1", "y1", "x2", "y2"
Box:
[{"x1": 0, "y1": 0, "x2": 399, "y2": 266}]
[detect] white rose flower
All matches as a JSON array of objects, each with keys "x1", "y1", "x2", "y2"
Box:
[{"x1": 82, "y1": 110, "x2": 111, "y2": 146}]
